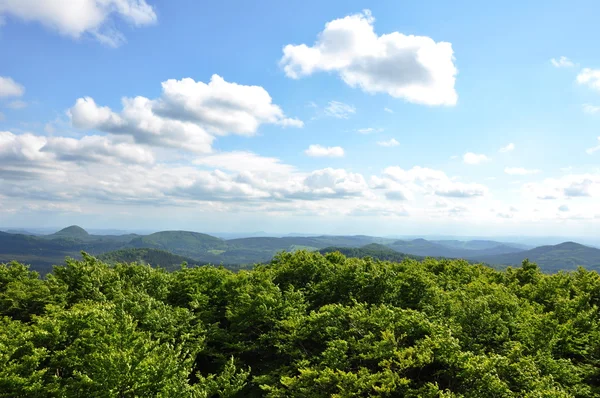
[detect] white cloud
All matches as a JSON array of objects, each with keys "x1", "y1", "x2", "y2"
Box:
[
  {"x1": 381, "y1": 165, "x2": 487, "y2": 199},
  {"x1": 69, "y1": 75, "x2": 302, "y2": 153},
  {"x1": 384, "y1": 107, "x2": 394, "y2": 113},
  {"x1": 304, "y1": 144, "x2": 345, "y2": 158},
  {"x1": 7, "y1": 100, "x2": 27, "y2": 109},
  {"x1": 577, "y1": 68, "x2": 600, "y2": 91},
  {"x1": 193, "y1": 151, "x2": 294, "y2": 175},
  {"x1": 434, "y1": 182, "x2": 487, "y2": 198},
  {"x1": 0, "y1": 0, "x2": 157, "y2": 47},
  {"x1": 324, "y1": 101, "x2": 355, "y2": 119},
  {"x1": 0, "y1": 130, "x2": 154, "y2": 166},
  {"x1": 550, "y1": 56, "x2": 575, "y2": 68},
  {"x1": 463, "y1": 152, "x2": 489, "y2": 165},
  {"x1": 583, "y1": 104, "x2": 600, "y2": 114},
  {"x1": 499, "y1": 143, "x2": 515, "y2": 153},
  {"x1": 586, "y1": 137, "x2": 600, "y2": 154},
  {"x1": 524, "y1": 174, "x2": 600, "y2": 200},
  {"x1": 357, "y1": 127, "x2": 381, "y2": 134},
  {"x1": 377, "y1": 138, "x2": 399, "y2": 147},
  {"x1": 504, "y1": 167, "x2": 541, "y2": 175},
  {"x1": 280, "y1": 10, "x2": 458, "y2": 106},
  {"x1": 0, "y1": 76, "x2": 24, "y2": 97}
]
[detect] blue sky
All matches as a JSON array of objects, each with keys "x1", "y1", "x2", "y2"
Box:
[{"x1": 1, "y1": 0, "x2": 600, "y2": 236}]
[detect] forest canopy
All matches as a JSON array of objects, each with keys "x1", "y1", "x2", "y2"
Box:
[{"x1": 1, "y1": 251, "x2": 600, "y2": 397}]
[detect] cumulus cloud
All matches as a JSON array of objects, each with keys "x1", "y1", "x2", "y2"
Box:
[
  {"x1": 304, "y1": 144, "x2": 345, "y2": 157},
  {"x1": 463, "y1": 152, "x2": 489, "y2": 165},
  {"x1": 524, "y1": 174, "x2": 600, "y2": 200},
  {"x1": 382, "y1": 165, "x2": 486, "y2": 199},
  {"x1": 577, "y1": 68, "x2": 600, "y2": 91},
  {"x1": 499, "y1": 143, "x2": 515, "y2": 153},
  {"x1": 280, "y1": 10, "x2": 458, "y2": 106},
  {"x1": 434, "y1": 182, "x2": 487, "y2": 198},
  {"x1": 550, "y1": 56, "x2": 575, "y2": 68},
  {"x1": 193, "y1": 151, "x2": 295, "y2": 175},
  {"x1": 324, "y1": 101, "x2": 355, "y2": 119},
  {"x1": 69, "y1": 75, "x2": 302, "y2": 153},
  {"x1": 0, "y1": 130, "x2": 154, "y2": 166},
  {"x1": 586, "y1": 137, "x2": 600, "y2": 154},
  {"x1": 377, "y1": 138, "x2": 399, "y2": 147},
  {"x1": 0, "y1": 76, "x2": 24, "y2": 97},
  {"x1": 0, "y1": 0, "x2": 157, "y2": 47},
  {"x1": 504, "y1": 167, "x2": 540, "y2": 175}
]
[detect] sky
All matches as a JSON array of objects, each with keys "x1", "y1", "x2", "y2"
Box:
[{"x1": 1, "y1": 0, "x2": 600, "y2": 236}]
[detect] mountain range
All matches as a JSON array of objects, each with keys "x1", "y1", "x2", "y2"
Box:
[{"x1": 1, "y1": 226, "x2": 600, "y2": 274}]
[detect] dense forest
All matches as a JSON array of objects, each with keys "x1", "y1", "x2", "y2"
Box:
[{"x1": 2, "y1": 251, "x2": 600, "y2": 396}]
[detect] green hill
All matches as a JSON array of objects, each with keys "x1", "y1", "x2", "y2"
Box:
[
  {"x1": 473, "y1": 242, "x2": 600, "y2": 272},
  {"x1": 126, "y1": 231, "x2": 228, "y2": 258},
  {"x1": 319, "y1": 243, "x2": 423, "y2": 262},
  {"x1": 97, "y1": 248, "x2": 202, "y2": 271},
  {"x1": 50, "y1": 225, "x2": 89, "y2": 239}
]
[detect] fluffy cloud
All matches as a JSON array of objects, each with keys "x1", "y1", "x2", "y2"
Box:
[
  {"x1": 463, "y1": 152, "x2": 489, "y2": 165},
  {"x1": 381, "y1": 166, "x2": 487, "y2": 199},
  {"x1": 434, "y1": 182, "x2": 487, "y2": 198},
  {"x1": 586, "y1": 137, "x2": 600, "y2": 154},
  {"x1": 0, "y1": 76, "x2": 24, "y2": 97},
  {"x1": 384, "y1": 107, "x2": 394, "y2": 113},
  {"x1": 377, "y1": 138, "x2": 399, "y2": 147},
  {"x1": 577, "y1": 68, "x2": 600, "y2": 91},
  {"x1": 499, "y1": 143, "x2": 515, "y2": 153},
  {"x1": 304, "y1": 144, "x2": 345, "y2": 158},
  {"x1": 280, "y1": 10, "x2": 458, "y2": 106},
  {"x1": 0, "y1": 131, "x2": 154, "y2": 166},
  {"x1": 357, "y1": 127, "x2": 381, "y2": 134},
  {"x1": 550, "y1": 56, "x2": 575, "y2": 68},
  {"x1": 0, "y1": 0, "x2": 157, "y2": 47},
  {"x1": 324, "y1": 101, "x2": 355, "y2": 119},
  {"x1": 69, "y1": 75, "x2": 302, "y2": 153},
  {"x1": 504, "y1": 167, "x2": 541, "y2": 175},
  {"x1": 524, "y1": 174, "x2": 600, "y2": 200},
  {"x1": 193, "y1": 151, "x2": 295, "y2": 175}
]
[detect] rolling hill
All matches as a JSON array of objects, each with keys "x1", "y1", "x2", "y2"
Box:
[
  {"x1": 97, "y1": 248, "x2": 203, "y2": 271},
  {"x1": 319, "y1": 243, "x2": 423, "y2": 262},
  {"x1": 473, "y1": 242, "x2": 600, "y2": 272},
  {"x1": 386, "y1": 238, "x2": 525, "y2": 259}
]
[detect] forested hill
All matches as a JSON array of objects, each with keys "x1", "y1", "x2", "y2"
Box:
[
  {"x1": 2, "y1": 251, "x2": 600, "y2": 396},
  {"x1": 319, "y1": 243, "x2": 424, "y2": 262},
  {"x1": 472, "y1": 241, "x2": 600, "y2": 272},
  {"x1": 2, "y1": 226, "x2": 600, "y2": 274}
]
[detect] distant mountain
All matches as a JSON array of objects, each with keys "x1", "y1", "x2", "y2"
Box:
[
  {"x1": 319, "y1": 243, "x2": 422, "y2": 262},
  {"x1": 386, "y1": 238, "x2": 525, "y2": 259},
  {"x1": 473, "y1": 242, "x2": 600, "y2": 272},
  {"x1": 432, "y1": 239, "x2": 531, "y2": 251},
  {"x1": 51, "y1": 225, "x2": 89, "y2": 238}
]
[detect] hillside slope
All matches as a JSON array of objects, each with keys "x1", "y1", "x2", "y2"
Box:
[{"x1": 473, "y1": 242, "x2": 600, "y2": 271}]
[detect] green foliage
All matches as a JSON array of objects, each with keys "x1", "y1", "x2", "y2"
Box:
[{"x1": 2, "y1": 251, "x2": 600, "y2": 396}]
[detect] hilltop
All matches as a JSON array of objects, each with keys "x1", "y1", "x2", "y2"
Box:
[{"x1": 50, "y1": 225, "x2": 89, "y2": 238}]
